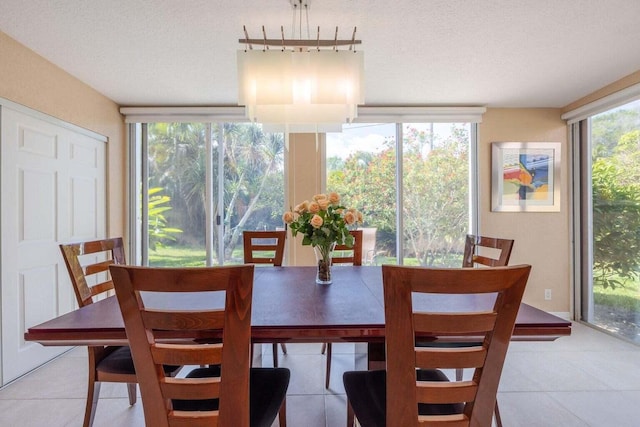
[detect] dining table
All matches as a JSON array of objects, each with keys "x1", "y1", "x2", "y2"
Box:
[{"x1": 24, "y1": 266, "x2": 571, "y2": 366}]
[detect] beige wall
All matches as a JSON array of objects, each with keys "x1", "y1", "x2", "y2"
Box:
[
  {"x1": 479, "y1": 109, "x2": 569, "y2": 313},
  {"x1": 0, "y1": 31, "x2": 126, "y2": 238}
]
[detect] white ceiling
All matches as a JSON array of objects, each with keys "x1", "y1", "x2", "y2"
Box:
[{"x1": 2, "y1": 0, "x2": 640, "y2": 108}]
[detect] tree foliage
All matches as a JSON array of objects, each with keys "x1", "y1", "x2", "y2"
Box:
[
  {"x1": 147, "y1": 187, "x2": 182, "y2": 251},
  {"x1": 147, "y1": 123, "x2": 284, "y2": 262},
  {"x1": 591, "y1": 105, "x2": 640, "y2": 289},
  {"x1": 328, "y1": 124, "x2": 469, "y2": 265}
]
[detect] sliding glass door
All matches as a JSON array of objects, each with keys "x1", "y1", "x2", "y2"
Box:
[
  {"x1": 134, "y1": 122, "x2": 284, "y2": 266},
  {"x1": 583, "y1": 99, "x2": 640, "y2": 342},
  {"x1": 146, "y1": 123, "x2": 209, "y2": 266}
]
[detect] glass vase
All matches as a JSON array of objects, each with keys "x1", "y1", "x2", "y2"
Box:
[{"x1": 313, "y1": 242, "x2": 336, "y2": 284}]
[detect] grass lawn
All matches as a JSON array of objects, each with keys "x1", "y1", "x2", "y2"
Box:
[
  {"x1": 594, "y1": 281, "x2": 640, "y2": 311},
  {"x1": 149, "y1": 246, "x2": 207, "y2": 267}
]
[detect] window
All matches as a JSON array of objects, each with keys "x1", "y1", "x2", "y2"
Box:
[
  {"x1": 327, "y1": 122, "x2": 474, "y2": 266},
  {"x1": 132, "y1": 122, "x2": 284, "y2": 266}
]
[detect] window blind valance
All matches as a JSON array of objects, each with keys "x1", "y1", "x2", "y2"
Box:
[{"x1": 120, "y1": 106, "x2": 486, "y2": 124}]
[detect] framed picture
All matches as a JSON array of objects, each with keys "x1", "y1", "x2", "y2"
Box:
[{"x1": 491, "y1": 142, "x2": 561, "y2": 212}]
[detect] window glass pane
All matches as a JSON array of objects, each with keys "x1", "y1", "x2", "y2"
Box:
[
  {"x1": 590, "y1": 99, "x2": 640, "y2": 342},
  {"x1": 401, "y1": 123, "x2": 470, "y2": 266},
  {"x1": 327, "y1": 123, "x2": 397, "y2": 265},
  {"x1": 147, "y1": 123, "x2": 208, "y2": 266},
  {"x1": 222, "y1": 124, "x2": 285, "y2": 264}
]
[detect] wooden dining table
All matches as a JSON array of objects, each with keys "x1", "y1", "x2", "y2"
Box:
[{"x1": 24, "y1": 266, "x2": 571, "y2": 364}]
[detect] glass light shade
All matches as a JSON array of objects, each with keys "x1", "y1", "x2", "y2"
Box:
[{"x1": 238, "y1": 50, "x2": 364, "y2": 132}]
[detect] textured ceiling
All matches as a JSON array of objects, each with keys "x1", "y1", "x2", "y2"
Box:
[{"x1": 1, "y1": 0, "x2": 640, "y2": 108}]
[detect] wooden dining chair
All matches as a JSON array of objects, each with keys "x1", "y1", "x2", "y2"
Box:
[
  {"x1": 243, "y1": 230, "x2": 289, "y2": 427},
  {"x1": 243, "y1": 230, "x2": 286, "y2": 266},
  {"x1": 458, "y1": 234, "x2": 515, "y2": 378},
  {"x1": 321, "y1": 229, "x2": 363, "y2": 389},
  {"x1": 463, "y1": 234, "x2": 514, "y2": 269},
  {"x1": 343, "y1": 264, "x2": 531, "y2": 427},
  {"x1": 331, "y1": 229, "x2": 363, "y2": 266},
  {"x1": 109, "y1": 264, "x2": 290, "y2": 427},
  {"x1": 59, "y1": 237, "x2": 179, "y2": 427},
  {"x1": 243, "y1": 230, "x2": 288, "y2": 366},
  {"x1": 459, "y1": 234, "x2": 515, "y2": 426}
]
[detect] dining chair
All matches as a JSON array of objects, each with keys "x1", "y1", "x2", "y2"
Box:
[
  {"x1": 243, "y1": 230, "x2": 288, "y2": 366},
  {"x1": 458, "y1": 234, "x2": 515, "y2": 379},
  {"x1": 321, "y1": 229, "x2": 363, "y2": 389},
  {"x1": 331, "y1": 229, "x2": 363, "y2": 266},
  {"x1": 59, "y1": 238, "x2": 180, "y2": 427},
  {"x1": 459, "y1": 234, "x2": 514, "y2": 427},
  {"x1": 463, "y1": 234, "x2": 514, "y2": 269},
  {"x1": 243, "y1": 230, "x2": 289, "y2": 427},
  {"x1": 343, "y1": 264, "x2": 531, "y2": 427},
  {"x1": 109, "y1": 264, "x2": 290, "y2": 427}
]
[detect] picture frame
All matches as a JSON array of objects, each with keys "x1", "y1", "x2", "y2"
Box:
[{"x1": 491, "y1": 142, "x2": 561, "y2": 212}]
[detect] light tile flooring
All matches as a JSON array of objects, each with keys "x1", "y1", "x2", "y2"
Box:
[{"x1": 1, "y1": 322, "x2": 639, "y2": 426}]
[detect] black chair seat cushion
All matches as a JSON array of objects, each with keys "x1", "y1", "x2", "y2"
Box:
[
  {"x1": 343, "y1": 369, "x2": 464, "y2": 427},
  {"x1": 173, "y1": 366, "x2": 290, "y2": 427},
  {"x1": 96, "y1": 345, "x2": 180, "y2": 375}
]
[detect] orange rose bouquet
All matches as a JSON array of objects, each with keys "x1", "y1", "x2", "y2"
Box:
[{"x1": 283, "y1": 192, "x2": 362, "y2": 283}]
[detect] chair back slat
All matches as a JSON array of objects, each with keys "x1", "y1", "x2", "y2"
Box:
[
  {"x1": 418, "y1": 413, "x2": 469, "y2": 426},
  {"x1": 416, "y1": 381, "x2": 478, "y2": 404},
  {"x1": 383, "y1": 264, "x2": 530, "y2": 426},
  {"x1": 168, "y1": 411, "x2": 218, "y2": 426},
  {"x1": 152, "y1": 343, "x2": 223, "y2": 367},
  {"x1": 60, "y1": 237, "x2": 126, "y2": 307},
  {"x1": 413, "y1": 312, "x2": 497, "y2": 335},
  {"x1": 462, "y1": 234, "x2": 514, "y2": 268},
  {"x1": 142, "y1": 311, "x2": 226, "y2": 331},
  {"x1": 162, "y1": 377, "x2": 221, "y2": 400},
  {"x1": 332, "y1": 230, "x2": 363, "y2": 265},
  {"x1": 415, "y1": 347, "x2": 487, "y2": 370},
  {"x1": 84, "y1": 259, "x2": 116, "y2": 276},
  {"x1": 243, "y1": 230, "x2": 286, "y2": 265},
  {"x1": 111, "y1": 264, "x2": 254, "y2": 427}
]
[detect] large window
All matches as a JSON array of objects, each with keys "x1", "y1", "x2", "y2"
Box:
[
  {"x1": 134, "y1": 122, "x2": 284, "y2": 266},
  {"x1": 327, "y1": 122, "x2": 473, "y2": 266}
]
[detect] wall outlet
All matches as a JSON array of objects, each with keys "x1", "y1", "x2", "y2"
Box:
[{"x1": 544, "y1": 289, "x2": 552, "y2": 300}]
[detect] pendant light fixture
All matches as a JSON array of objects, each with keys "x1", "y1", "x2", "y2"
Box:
[{"x1": 237, "y1": 0, "x2": 364, "y2": 133}]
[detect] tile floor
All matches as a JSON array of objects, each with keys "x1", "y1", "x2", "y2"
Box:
[{"x1": 1, "y1": 321, "x2": 639, "y2": 426}]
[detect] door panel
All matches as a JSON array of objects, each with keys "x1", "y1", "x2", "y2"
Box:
[{"x1": 1, "y1": 105, "x2": 106, "y2": 383}]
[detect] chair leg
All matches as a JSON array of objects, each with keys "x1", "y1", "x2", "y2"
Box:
[
  {"x1": 278, "y1": 397, "x2": 287, "y2": 427},
  {"x1": 494, "y1": 400, "x2": 503, "y2": 427},
  {"x1": 84, "y1": 381, "x2": 101, "y2": 427},
  {"x1": 325, "y1": 343, "x2": 332, "y2": 389},
  {"x1": 272, "y1": 343, "x2": 279, "y2": 367},
  {"x1": 272, "y1": 343, "x2": 288, "y2": 367},
  {"x1": 455, "y1": 368, "x2": 463, "y2": 381},
  {"x1": 126, "y1": 383, "x2": 137, "y2": 405}
]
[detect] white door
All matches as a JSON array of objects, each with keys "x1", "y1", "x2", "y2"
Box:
[{"x1": 1, "y1": 105, "x2": 106, "y2": 384}]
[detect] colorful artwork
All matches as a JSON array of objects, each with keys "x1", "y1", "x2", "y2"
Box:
[{"x1": 492, "y1": 142, "x2": 561, "y2": 212}]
